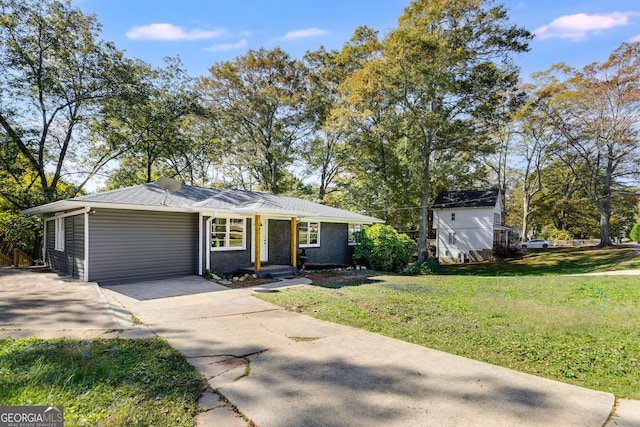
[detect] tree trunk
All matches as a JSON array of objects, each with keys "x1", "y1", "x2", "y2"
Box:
[
  {"x1": 417, "y1": 127, "x2": 433, "y2": 261},
  {"x1": 31, "y1": 231, "x2": 42, "y2": 260},
  {"x1": 598, "y1": 164, "x2": 613, "y2": 247},
  {"x1": 521, "y1": 195, "x2": 530, "y2": 242},
  {"x1": 599, "y1": 207, "x2": 612, "y2": 246},
  {"x1": 270, "y1": 159, "x2": 278, "y2": 194},
  {"x1": 598, "y1": 186, "x2": 612, "y2": 247}
]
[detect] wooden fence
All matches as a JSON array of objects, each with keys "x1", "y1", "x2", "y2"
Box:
[
  {"x1": 0, "y1": 252, "x2": 11, "y2": 267},
  {"x1": 0, "y1": 249, "x2": 34, "y2": 267}
]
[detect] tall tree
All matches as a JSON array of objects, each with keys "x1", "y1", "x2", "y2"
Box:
[
  {"x1": 93, "y1": 57, "x2": 202, "y2": 186},
  {"x1": 198, "y1": 47, "x2": 309, "y2": 194},
  {"x1": 533, "y1": 161, "x2": 598, "y2": 239},
  {"x1": 511, "y1": 91, "x2": 556, "y2": 240},
  {"x1": 0, "y1": 0, "x2": 136, "y2": 204},
  {"x1": 536, "y1": 42, "x2": 640, "y2": 246},
  {"x1": 303, "y1": 48, "x2": 352, "y2": 202},
  {"x1": 344, "y1": 0, "x2": 531, "y2": 259}
]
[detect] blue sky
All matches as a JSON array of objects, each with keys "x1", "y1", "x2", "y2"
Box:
[{"x1": 73, "y1": 0, "x2": 640, "y2": 79}]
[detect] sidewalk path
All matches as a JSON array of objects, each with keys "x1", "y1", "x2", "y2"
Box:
[{"x1": 102, "y1": 276, "x2": 627, "y2": 427}]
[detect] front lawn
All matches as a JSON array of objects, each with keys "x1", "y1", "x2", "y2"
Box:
[
  {"x1": 444, "y1": 245, "x2": 640, "y2": 276},
  {"x1": 0, "y1": 338, "x2": 205, "y2": 426},
  {"x1": 259, "y1": 274, "x2": 640, "y2": 399}
]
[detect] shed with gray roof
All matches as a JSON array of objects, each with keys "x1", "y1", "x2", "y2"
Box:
[{"x1": 23, "y1": 183, "x2": 382, "y2": 284}]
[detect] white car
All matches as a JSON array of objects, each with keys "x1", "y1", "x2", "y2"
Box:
[{"x1": 516, "y1": 239, "x2": 552, "y2": 249}]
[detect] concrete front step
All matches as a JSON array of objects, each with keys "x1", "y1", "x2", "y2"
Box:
[{"x1": 238, "y1": 265, "x2": 297, "y2": 279}]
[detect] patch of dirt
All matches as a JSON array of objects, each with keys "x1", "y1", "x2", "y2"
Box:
[
  {"x1": 302, "y1": 270, "x2": 377, "y2": 286},
  {"x1": 220, "y1": 278, "x2": 279, "y2": 289}
]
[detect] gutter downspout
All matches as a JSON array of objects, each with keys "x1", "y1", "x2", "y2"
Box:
[
  {"x1": 84, "y1": 207, "x2": 90, "y2": 281},
  {"x1": 198, "y1": 212, "x2": 203, "y2": 276}
]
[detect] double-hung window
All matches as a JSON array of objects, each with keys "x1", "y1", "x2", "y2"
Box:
[
  {"x1": 211, "y1": 218, "x2": 246, "y2": 250},
  {"x1": 54, "y1": 217, "x2": 65, "y2": 251},
  {"x1": 448, "y1": 232, "x2": 456, "y2": 245},
  {"x1": 299, "y1": 221, "x2": 320, "y2": 247}
]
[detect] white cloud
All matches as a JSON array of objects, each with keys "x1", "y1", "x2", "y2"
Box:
[
  {"x1": 204, "y1": 39, "x2": 248, "y2": 52},
  {"x1": 534, "y1": 12, "x2": 637, "y2": 41},
  {"x1": 278, "y1": 28, "x2": 327, "y2": 41},
  {"x1": 631, "y1": 34, "x2": 640, "y2": 42},
  {"x1": 126, "y1": 23, "x2": 227, "y2": 41}
]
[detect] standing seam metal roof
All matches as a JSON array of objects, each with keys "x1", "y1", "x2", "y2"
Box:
[{"x1": 70, "y1": 183, "x2": 382, "y2": 223}]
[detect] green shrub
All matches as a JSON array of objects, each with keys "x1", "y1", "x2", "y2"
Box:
[
  {"x1": 403, "y1": 259, "x2": 443, "y2": 275},
  {"x1": 353, "y1": 224, "x2": 417, "y2": 273},
  {"x1": 0, "y1": 211, "x2": 41, "y2": 253},
  {"x1": 539, "y1": 225, "x2": 572, "y2": 243},
  {"x1": 630, "y1": 223, "x2": 640, "y2": 243}
]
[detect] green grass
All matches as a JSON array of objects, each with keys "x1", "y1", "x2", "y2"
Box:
[
  {"x1": 444, "y1": 245, "x2": 640, "y2": 276},
  {"x1": 259, "y1": 274, "x2": 640, "y2": 399},
  {"x1": 0, "y1": 338, "x2": 205, "y2": 426}
]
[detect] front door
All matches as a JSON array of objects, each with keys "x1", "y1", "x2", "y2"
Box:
[{"x1": 251, "y1": 217, "x2": 268, "y2": 263}]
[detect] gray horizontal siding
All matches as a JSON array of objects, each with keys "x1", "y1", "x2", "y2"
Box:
[
  {"x1": 89, "y1": 209, "x2": 197, "y2": 284},
  {"x1": 46, "y1": 215, "x2": 84, "y2": 280}
]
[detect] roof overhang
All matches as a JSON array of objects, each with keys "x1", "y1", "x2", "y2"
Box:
[
  {"x1": 22, "y1": 200, "x2": 197, "y2": 216},
  {"x1": 23, "y1": 201, "x2": 384, "y2": 224},
  {"x1": 22, "y1": 200, "x2": 87, "y2": 216},
  {"x1": 494, "y1": 225, "x2": 512, "y2": 231}
]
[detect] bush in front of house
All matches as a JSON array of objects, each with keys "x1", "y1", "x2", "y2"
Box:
[
  {"x1": 403, "y1": 259, "x2": 443, "y2": 275},
  {"x1": 493, "y1": 245, "x2": 518, "y2": 258},
  {"x1": 353, "y1": 224, "x2": 417, "y2": 273},
  {"x1": 629, "y1": 223, "x2": 640, "y2": 243}
]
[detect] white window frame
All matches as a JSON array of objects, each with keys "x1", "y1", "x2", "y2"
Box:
[
  {"x1": 448, "y1": 232, "x2": 456, "y2": 245},
  {"x1": 299, "y1": 221, "x2": 320, "y2": 248},
  {"x1": 54, "y1": 217, "x2": 65, "y2": 251},
  {"x1": 348, "y1": 223, "x2": 363, "y2": 246},
  {"x1": 211, "y1": 217, "x2": 246, "y2": 251},
  {"x1": 494, "y1": 213, "x2": 501, "y2": 224}
]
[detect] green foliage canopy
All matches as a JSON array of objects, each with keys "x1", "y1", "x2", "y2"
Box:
[
  {"x1": 630, "y1": 223, "x2": 640, "y2": 243},
  {"x1": 0, "y1": 0, "x2": 138, "y2": 204}
]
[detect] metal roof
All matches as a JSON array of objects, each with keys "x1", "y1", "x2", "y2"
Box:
[
  {"x1": 431, "y1": 188, "x2": 500, "y2": 209},
  {"x1": 23, "y1": 183, "x2": 383, "y2": 223}
]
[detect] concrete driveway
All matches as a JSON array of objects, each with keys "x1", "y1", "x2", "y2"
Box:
[
  {"x1": 2, "y1": 269, "x2": 638, "y2": 426},
  {"x1": 102, "y1": 275, "x2": 632, "y2": 427},
  {"x1": 0, "y1": 268, "x2": 152, "y2": 339}
]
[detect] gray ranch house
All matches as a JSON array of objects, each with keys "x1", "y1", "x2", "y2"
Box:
[
  {"x1": 23, "y1": 183, "x2": 382, "y2": 284},
  {"x1": 431, "y1": 188, "x2": 511, "y2": 263}
]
